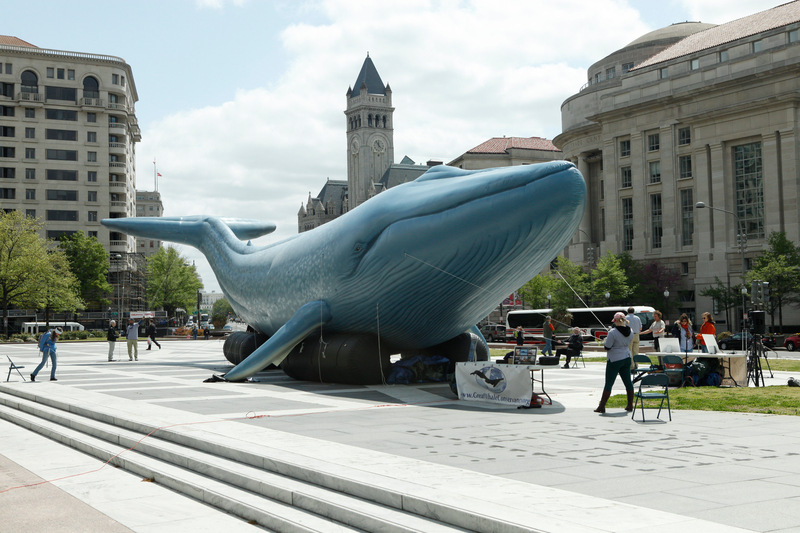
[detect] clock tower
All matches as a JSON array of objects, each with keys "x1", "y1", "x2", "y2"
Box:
[{"x1": 345, "y1": 54, "x2": 394, "y2": 210}]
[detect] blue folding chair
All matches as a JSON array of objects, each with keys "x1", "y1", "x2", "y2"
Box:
[{"x1": 632, "y1": 372, "x2": 671, "y2": 422}]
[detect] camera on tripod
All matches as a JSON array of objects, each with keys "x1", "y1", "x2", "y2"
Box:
[{"x1": 748, "y1": 280, "x2": 769, "y2": 335}]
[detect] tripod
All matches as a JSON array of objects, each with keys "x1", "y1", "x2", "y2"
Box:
[{"x1": 746, "y1": 333, "x2": 767, "y2": 387}]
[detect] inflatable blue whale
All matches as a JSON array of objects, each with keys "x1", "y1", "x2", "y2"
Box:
[{"x1": 102, "y1": 162, "x2": 585, "y2": 383}]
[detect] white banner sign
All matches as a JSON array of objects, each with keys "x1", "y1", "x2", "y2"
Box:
[
  {"x1": 455, "y1": 362, "x2": 533, "y2": 407},
  {"x1": 130, "y1": 311, "x2": 155, "y2": 319}
]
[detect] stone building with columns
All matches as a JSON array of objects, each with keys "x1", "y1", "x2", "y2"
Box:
[{"x1": 554, "y1": 1, "x2": 800, "y2": 327}]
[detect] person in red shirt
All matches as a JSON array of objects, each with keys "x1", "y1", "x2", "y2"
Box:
[{"x1": 696, "y1": 312, "x2": 716, "y2": 353}]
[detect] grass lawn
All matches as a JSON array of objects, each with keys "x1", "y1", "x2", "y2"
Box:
[{"x1": 607, "y1": 386, "x2": 800, "y2": 416}]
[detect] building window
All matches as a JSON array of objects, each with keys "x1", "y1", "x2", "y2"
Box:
[
  {"x1": 112, "y1": 74, "x2": 119, "y2": 85},
  {"x1": 680, "y1": 189, "x2": 694, "y2": 246},
  {"x1": 46, "y1": 67, "x2": 54, "y2": 78},
  {"x1": 0, "y1": 188, "x2": 15, "y2": 199},
  {"x1": 87, "y1": 151, "x2": 97, "y2": 162},
  {"x1": 88, "y1": 231, "x2": 98, "y2": 238},
  {"x1": 45, "y1": 109, "x2": 77, "y2": 121},
  {"x1": 753, "y1": 40, "x2": 762, "y2": 53},
  {"x1": 87, "y1": 171, "x2": 97, "y2": 182},
  {"x1": 46, "y1": 169, "x2": 77, "y2": 181},
  {"x1": 82, "y1": 76, "x2": 99, "y2": 99},
  {"x1": 622, "y1": 62, "x2": 634, "y2": 73},
  {"x1": 682, "y1": 262, "x2": 690, "y2": 275},
  {"x1": 649, "y1": 161, "x2": 661, "y2": 183},
  {"x1": 790, "y1": 29, "x2": 799, "y2": 43},
  {"x1": 622, "y1": 198, "x2": 633, "y2": 251},
  {"x1": 678, "y1": 127, "x2": 691, "y2": 145},
  {"x1": 620, "y1": 139, "x2": 630, "y2": 157},
  {"x1": 26, "y1": 108, "x2": 36, "y2": 118},
  {"x1": 648, "y1": 133, "x2": 660, "y2": 151},
  {"x1": 4, "y1": 63, "x2": 10, "y2": 75},
  {"x1": 25, "y1": 127, "x2": 35, "y2": 139},
  {"x1": 47, "y1": 230, "x2": 77, "y2": 240},
  {"x1": 25, "y1": 148, "x2": 35, "y2": 159},
  {"x1": 121, "y1": 76, "x2": 125, "y2": 87},
  {"x1": 46, "y1": 210, "x2": 78, "y2": 221},
  {"x1": 719, "y1": 50, "x2": 729, "y2": 62},
  {"x1": 0, "y1": 167, "x2": 14, "y2": 178},
  {"x1": 621, "y1": 166, "x2": 632, "y2": 188},
  {"x1": 87, "y1": 112, "x2": 96, "y2": 123},
  {"x1": 46, "y1": 190, "x2": 78, "y2": 201},
  {"x1": 734, "y1": 142, "x2": 764, "y2": 239},
  {"x1": 45, "y1": 129, "x2": 78, "y2": 141},
  {"x1": 25, "y1": 209, "x2": 35, "y2": 219},
  {"x1": 679, "y1": 155, "x2": 692, "y2": 179},
  {"x1": 659, "y1": 67, "x2": 668, "y2": 79},
  {"x1": 0, "y1": 83, "x2": 12, "y2": 98},
  {"x1": 606, "y1": 67, "x2": 616, "y2": 79},
  {"x1": 45, "y1": 86, "x2": 77, "y2": 101},
  {"x1": 87, "y1": 191, "x2": 97, "y2": 202},
  {"x1": 57, "y1": 68, "x2": 65, "y2": 79},
  {"x1": 25, "y1": 168, "x2": 35, "y2": 180},
  {"x1": 650, "y1": 193, "x2": 662, "y2": 249},
  {"x1": 87, "y1": 131, "x2": 96, "y2": 143},
  {"x1": 67, "y1": 69, "x2": 75, "y2": 80},
  {"x1": 88, "y1": 211, "x2": 98, "y2": 222},
  {"x1": 690, "y1": 59, "x2": 699, "y2": 70},
  {"x1": 25, "y1": 189, "x2": 35, "y2": 200},
  {"x1": 46, "y1": 149, "x2": 78, "y2": 161}
]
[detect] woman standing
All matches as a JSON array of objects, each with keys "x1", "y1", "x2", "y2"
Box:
[
  {"x1": 641, "y1": 311, "x2": 666, "y2": 351},
  {"x1": 696, "y1": 312, "x2": 715, "y2": 353},
  {"x1": 595, "y1": 312, "x2": 634, "y2": 413},
  {"x1": 31, "y1": 327, "x2": 62, "y2": 382},
  {"x1": 678, "y1": 313, "x2": 694, "y2": 353}
]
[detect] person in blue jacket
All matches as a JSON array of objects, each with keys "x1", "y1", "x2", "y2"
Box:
[{"x1": 31, "y1": 327, "x2": 62, "y2": 382}]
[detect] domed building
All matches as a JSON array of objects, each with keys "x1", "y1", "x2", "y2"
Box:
[{"x1": 554, "y1": 1, "x2": 800, "y2": 329}]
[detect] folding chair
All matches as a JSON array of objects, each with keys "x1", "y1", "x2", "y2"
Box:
[
  {"x1": 632, "y1": 372, "x2": 671, "y2": 422},
  {"x1": 570, "y1": 350, "x2": 585, "y2": 368},
  {"x1": 6, "y1": 355, "x2": 26, "y2": 382},
  {"x1": 632, "y1": 354, "x2": 657, "y2": 382},
  {"x1": 662, "y1": 354, "x2": 689, "y2": 387}
]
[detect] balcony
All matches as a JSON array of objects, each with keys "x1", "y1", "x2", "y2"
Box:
[
  {"x1": 109, "y1": 181, "x2": 126, "y2": 189},
  {"x1": 109, "y1": 142, "x2": 126, "y2": 155},
  {"x1": 17, "y1": 92, "x2": 44, "y2": 103},
  {"x1": 110, "y1": 201, "x2": 127, "y2": 213},
  {"x1": 107, "y1": 102, "x2": 128, "y2": 112},
  {"x1": 81, "y1": 97, "x2": 104, "y2": 108},
  {"x1": 109, "y1": 162, "x2": 125, "y2": 168},
  {"x1": 108, "y1": 123, "x2": 127, "y2": 131}
]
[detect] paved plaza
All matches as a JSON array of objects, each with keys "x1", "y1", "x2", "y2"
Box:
[{"x1": 2, "y1": 339, "x2": 800, "y2": 532}]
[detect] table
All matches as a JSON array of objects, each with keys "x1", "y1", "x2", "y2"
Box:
[
  {"x1": 649, "y1": 351, "x2": 747, "y2": 387},
  {"x1": 455, "y1": 361, "x2": 552, "y2": 408}
]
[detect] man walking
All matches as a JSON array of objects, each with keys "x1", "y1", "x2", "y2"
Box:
[
  {"x1": 126, "y1": 319, "x2": 140, "y2": 361},
  {"x1": 146, "y1": 319, "x2": 161, "y2": 350},
  {"x1": 626, "y1": 307, "x2": 642, "y2": 369}
]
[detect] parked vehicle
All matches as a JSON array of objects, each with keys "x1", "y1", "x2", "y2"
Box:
[
  {"x1": 784, "y1": 335, "x2": 800, "y2": 351},
  {"x1": 718, "y1": 332, "x2": 776, "y2": 351},
  {"x1": 479, "y1": 323, "x2": 507, "y2": 342}
]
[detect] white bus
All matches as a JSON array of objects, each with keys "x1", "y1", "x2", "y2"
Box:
[
  {"x1": 22, "y1": 322, "x2": 85, "y2": 334},
  {"x1": 505, "y1": 306, "x2": 656, "y2": 341}
]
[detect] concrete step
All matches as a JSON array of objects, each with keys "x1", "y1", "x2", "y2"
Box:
[{"x1": 0, "y1": 389, "x2": 498, "y2": 533}]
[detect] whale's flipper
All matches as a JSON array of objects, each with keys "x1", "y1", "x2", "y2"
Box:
[
  {"x1": 101, "y1": 216, "x2": 276, "y2": 250},
  {"x1": 223, "y1": 301, "x2": 332, "y2": 382},
  {"x1": 470, "y1": 324, "x2": 489, "y2": 354}
]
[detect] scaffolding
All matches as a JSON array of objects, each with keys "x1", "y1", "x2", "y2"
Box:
[{"x1": 109, "y1": 252, "x2": 147, "y2": 319}]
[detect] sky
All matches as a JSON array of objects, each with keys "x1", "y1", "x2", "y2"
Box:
[{"x1": 5, "y1": 0, "x2": 788, "y2": 293}]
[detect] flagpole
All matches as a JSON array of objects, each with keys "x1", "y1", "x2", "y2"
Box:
[{"x1": 153, "y1": 157, "x2": 157, "y2": 191}]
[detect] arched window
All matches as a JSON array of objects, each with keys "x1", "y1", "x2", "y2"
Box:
[
  {"x1": 21, "y1": 70, "x2": 38, "y2": 93},
  {"x1": 83, "y1": 76, "x2": 99, "y2": 99},
  {"x1": 368, "y1": 114, "x2": 373, "y2": 127},
  {"x1": 382, "y1": 115, "x2": 387, "y2": 127}
]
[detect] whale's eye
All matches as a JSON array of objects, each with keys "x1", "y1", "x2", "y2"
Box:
[{"x1": 354, "y1": 242, "x2": 363, "y2": 253}]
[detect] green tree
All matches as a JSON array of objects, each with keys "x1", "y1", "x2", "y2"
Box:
[
  {"x1": 638, "y1": 260, "x2": 681, "y2": 315},
  {"x1": 591, "y1": 252, "x2": 631, "y2": 306},
  {"x1": 0, "y1": 212, "x2": 52, "y2": 337},
  {"x1": 58, "y1": 232, "x2": 113, "y2": 309},
  {"x1": 211, "y1": 297, "x2": 233, "y2": 318},
  {"x1": 747, "y1": 255, "x2": 800, "y2": 333},
  {"x1": 617, "y1": 252, "x2": 644, "y2": 302},
  {"x1": 549, "y1": 256, "x2": 589, "y2": 328},
  {"x1": 699, "y1": 277, "x2": 745, "y2": 332},
  {"x1": 517, "y1": 275, "x2": 557, "y2": 310},
  {"x1": 40, "y1": 250, "x2": 84, "y2": 328},
  {"x1": 146, "y1": 247, "x2": 203, "y2": 317}
]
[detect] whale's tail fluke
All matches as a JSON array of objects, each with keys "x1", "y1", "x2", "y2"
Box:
[{"x1": 101, "y1": 215, "x2": 276, "y2": 251}]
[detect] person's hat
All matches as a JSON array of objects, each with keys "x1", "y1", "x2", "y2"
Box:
[
  {"x1": 613, "y1": 312, "x2": 626, "y2": 322},
  {"x1": 54, "y1": 327, "x2": 63, "y2": 335},
  {"x1": 546, "y1": 315, "x2": 552, "y2": 320}
]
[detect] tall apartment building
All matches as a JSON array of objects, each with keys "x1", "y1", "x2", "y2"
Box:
[
  {"x1": 0, "y1": 36, "x2": 140, "y2": 253},
  {"x1": 135, "y1": 189, "x2": 163, "y2": 257},
  {"x1": 554, "y1": 1, "x2": 800, "y2": 327}
]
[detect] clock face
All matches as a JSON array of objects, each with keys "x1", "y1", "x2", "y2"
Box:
[{"x1": 372, "y1": 139, "x2": 385, "y2": 153}]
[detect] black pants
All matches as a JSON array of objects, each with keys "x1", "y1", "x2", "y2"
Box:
[
  {"x1": 148, "y1": 334, "x2": 161, "y2": 348},
  {"x1": 556, "y1": 348, "x2": 579, "y2": 364}
]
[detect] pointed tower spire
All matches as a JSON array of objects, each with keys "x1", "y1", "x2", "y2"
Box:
[{"x1": 350, "y1": 54, "x2": 385, "y2": 97}]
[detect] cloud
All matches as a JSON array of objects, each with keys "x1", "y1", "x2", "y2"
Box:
[
  {"x1": 138, "y1": 0, "x2": 658, "y2": 290},
  {"x1": 674, "y1": 0, "x2": 787, "y2": 23}
]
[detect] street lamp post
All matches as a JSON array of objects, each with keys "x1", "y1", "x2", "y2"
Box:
[
  {"x1": 695, "y1": 202, "x2": 748, "y2": 332},
  {"x1": 663, "y1": 289, "x2": 670, "y2": 315}
]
